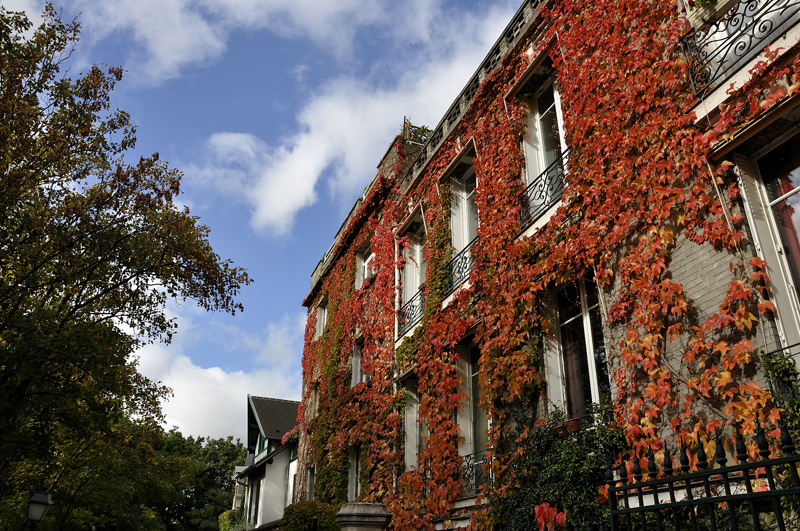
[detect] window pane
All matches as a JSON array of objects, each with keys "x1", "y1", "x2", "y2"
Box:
[
  {"x1": 537, "y1": 86, "x2": 561, "y2": 169},
  {"x1": 557, "y1": 284, "x2": 582, "y2": 324},
  {"x1": 471, "y1": 346, "x2": 489, "y2": 453},
  {"x1": 759, "y1": 132, "x2": 800, "y2": 302},
  {"x1": 589, "y1": 306, "x2": 611, "y2": 401},
  {"x1": 559, "y1": 314, "x2": 591, "y2": 419},
  {"x1": 770, "y1": 194, "x2": 800, "y2": 295}
]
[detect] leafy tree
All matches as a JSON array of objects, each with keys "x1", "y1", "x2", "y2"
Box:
[
  {"x1": 0, "y1": 2, "x2": 250, "y2": 524},
  {"x1": 157, "y1": 429, "x2": 247, "y2": 531}
]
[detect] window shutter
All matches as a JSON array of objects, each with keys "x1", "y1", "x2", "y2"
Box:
[{"x1": 734, "y1": 153, "x2": 800, "y2": 346}]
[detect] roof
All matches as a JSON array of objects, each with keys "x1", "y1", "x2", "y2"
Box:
[{"x1": 247, "y1": 395, "x2": 300, "y2": 452}]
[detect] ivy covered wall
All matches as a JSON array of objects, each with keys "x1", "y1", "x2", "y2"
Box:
[{"x1": 295, "y1": 0, "x2": 800, "y2": 528}]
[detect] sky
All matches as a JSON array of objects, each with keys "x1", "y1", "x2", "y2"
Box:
[{"x1": 5, "y1": 0, "x2": 522, "y2": 442}]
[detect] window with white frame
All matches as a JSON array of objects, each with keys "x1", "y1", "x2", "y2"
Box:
[
  {"x1": 401, "y1": 219, "x2": 427, "y2": 305},
  {"x1": 351, "y1": 342, "x2": 366, "y2": 387},
  {"x1": 455, "y1": 343, "x2": 489, "y2": 458},
  {"x1": 450, "y1": 162, "x2": 479, "y2": 254},
  {"x1": 314, "y1": 298, "x2": 327, "y2": 339},
  {"x1": 347, "y1": 447, "x2": 361, "y2": 501},
  {"x1": 356, "y1": 244, "x2": 375, "y2": 289},
  {"x1": 514, "y1": 57, "x2": 569, "y2": 230},
  {"x1": 733, "y1": 117, "x2": 800, "y2": 346},
  {"x1": 552, "y1": 279, "x2": 611, "y2": 420}
]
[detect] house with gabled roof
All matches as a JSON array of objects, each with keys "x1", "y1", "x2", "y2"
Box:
[{"x1": 236, "y1": 394, "x2": 300, "y2": 529}]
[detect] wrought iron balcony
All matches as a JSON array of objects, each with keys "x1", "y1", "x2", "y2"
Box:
[
  {"x1": 518, "y1": 148, "x2": 569, "y2": 233},
  {"x1": 398, "y1": 289, "x2": 425, "y2": 338},
  {"x1": 443, "y1": 237, "x2": 478, "y2": 296},
  {"x1": 680, "y1": 0, "x2": 800, "y2": 95},
  {"x1": 460, "y1": 449, "x2": 489, "y2": 497}
]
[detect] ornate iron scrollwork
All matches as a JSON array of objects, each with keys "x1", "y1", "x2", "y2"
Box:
[
  {"x1": 518, "y1": 148, "x2": 569, "y2": 233},
  {"x1": 398, "y1": 289, "x2": 425, "y2": 338},
  {"x1": 460, "y1": 449, "x2": 489, "y2": 497},
  {"x1": 681, "y1": 0, "x2": 800, "y2": 95},
  {"x1": 443, "y1": 237, "x2": 478, "y2": 295}
]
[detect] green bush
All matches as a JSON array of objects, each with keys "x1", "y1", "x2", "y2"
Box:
[
  {"x1": 492, "y1": 401, "x2": 625, "y2": 529},
  {"x1": 218, "y1": 508, "x2": 243, "y2": 531},
  {"x1": 281, "y1": 501, "x2": 340, "y2": 531}
]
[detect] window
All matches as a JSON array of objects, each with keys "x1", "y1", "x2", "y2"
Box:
[
  {"x1": 348, "y1": 448, "x2": 361, "y2": 501},
  {"x1": 733, "y1": 123, "x2": 800, "y2": 346},
  {"x1": 401, "y1": 219, "x2": 427, "y2": 306},
  {"x1": 554, "y1": 279, "x2": 610, "y2": 420},
  {"x1": 398, "y1": 216, "x2": 427, "y2": 337},
  {"x1": 514, "y1": 57, "x2": 569, "y2": 231},
  {"x1": 356, "y1": 246, "x2": 375, "y2": 289},
  {"x1": 455, "y1": 343, "x2": 489, "y2": 497},
  {"x1": 455, "y1": 344, "x2": 489, "y2": 457},
  {"x1": 450, "y1": 162, "x2": 479, "y2": 254},
  {"x1": 351, "y1": 342, "x2": 366, "y2": 387},
  {"x1": 306, "y1": 466, "x2": 315, "y2": 501},
  {"x1": 403, "y1": 379, "x2": 421, "y2": 469},
  {"x1": 314, "y1": 298, "x2": 327, "y2": 339}
]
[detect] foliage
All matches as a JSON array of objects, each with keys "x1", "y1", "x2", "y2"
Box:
[
  {"x1": 295, "y1": 0, "x2": 799, "y2": 528},
  {"x1": 492, "y1": 404, "x2": 625, "y2": 529},
  {"x1": 0, "y1": 4, "x2": 249, "y2": 528},
  {"x1": 158, "y1": 429, "x2": 247, "y2": 531},
  {"x1": 281, "y1": 501, "x2": 340, "y2": 531},
  {"x1": 218, "y1": 509, "x2": 245, "y2": 531}
]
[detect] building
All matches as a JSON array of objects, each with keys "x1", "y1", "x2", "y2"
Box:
[
  {"x1": 296, "y1": 0, "x2": 800, "y2": 527},
  {"x1": 236, "y1": 395, "x2": 300, "y2": 528}
]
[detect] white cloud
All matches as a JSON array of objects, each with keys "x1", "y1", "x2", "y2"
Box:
[
  {"x1": 188, "y1": 3, "x2": 518, "y2": 234},
  {"x1": 135, "y1": 308, "x2": 306, "y2": 440}
]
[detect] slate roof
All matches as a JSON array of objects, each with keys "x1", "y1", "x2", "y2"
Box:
[{"x1": 247, "y1": 395, "x2": 300, "y2": 449}]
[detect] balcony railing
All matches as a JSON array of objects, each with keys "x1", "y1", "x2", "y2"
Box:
[
  {"x1": 398, "y1": 289, "x2": 425, "y2": 338},
  {"x1": 444, "y1": 237, "x2": 478, "y2": 296},
  {"x1": 680, "y1": 0, "x2": 800, "y2": 95},
  {"x1": 518, "y1": 148, "x2": 569, "y2": 233},
  {"x1": 460, "y1": 449, "x2": 490, "y2": 497}
]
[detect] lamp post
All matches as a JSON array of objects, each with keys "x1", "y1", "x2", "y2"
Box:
[{"x1": 27, "y1": 490, "x2": 53, "y2": 529}]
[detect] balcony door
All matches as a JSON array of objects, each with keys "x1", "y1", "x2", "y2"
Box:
[{"x1": 523, "y1": 81, "x2": 568, "y2": 205}]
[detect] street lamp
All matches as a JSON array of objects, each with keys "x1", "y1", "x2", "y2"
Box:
[{"x1": 27, "y1": 490, "x2": 53, "y2": 528}]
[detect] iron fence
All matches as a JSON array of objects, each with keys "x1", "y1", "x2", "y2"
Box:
[
  {"x1": 460, "y1": 449, "x2": 490, "y2": 497},
  {"x1": 443, "y1": 237, "x2": 478, "y2": 296},
  {"x1": 680, "y1": 0, "x2": 800, "y2": 95},
  {"x1": 518, "y1": 149, "x2": 569, "y2": 233},
  {"x1": 397, "y1": 289, "x2": 425, "y2": 338}
]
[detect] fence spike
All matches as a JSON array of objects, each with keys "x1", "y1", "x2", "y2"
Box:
[
  {"x1": 619, "y1": 457, "x2": 628, "y2": 484},
  {"x1": 633, "y1": 451, "x2": 642, "y2": 482},
  {"x1": 680, "y1": 443, "x2": 690, "y2": 473},
  {"x1": 780, "y1": 411, "x2": 796, "y2": 455},
  {"x1": 697, "y1": 439, "x2": 708, "y2": 469},
  {"x1": 647, "y1": 450, "x2": 657, "y2": 479},
  {"x1": 756, "y1": 419, "x2": 771, "y2": 459},
  {"x1": 664, "y1": 450, "x2": 674, "y2": 476},
  {"x1": 735, "y1": 424, "x2": 748, "y2": 463},
  {"x1": 715, "y1": 434, "x2": 728, "y2": 467}
]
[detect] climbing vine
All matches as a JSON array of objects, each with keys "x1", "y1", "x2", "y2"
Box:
[{"x1": 297, "y1": 0, "x2": 800, "y2": 528}]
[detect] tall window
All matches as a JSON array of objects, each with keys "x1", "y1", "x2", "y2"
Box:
[
  {"x1": 451, "y1": 162, "x2": 479, "y2": 254},
  {"x1": 356, "y1": 246, "x2": 375, "y2": 289},
  {"x1": 401, "y1": 220, "x2": 427, "y2": 305},
  {"x1": 758, "y1": 133, "x2": 800, "y2": 308},
  {"x1": 314, "y1": 299, "x2": 327, "y2": 339},
  {"x1": 556, "y1": 279, "x2": 610, "y2": 419},
  {"x1": 351, "y1": 342, "x2": 366, "y2": 387}
]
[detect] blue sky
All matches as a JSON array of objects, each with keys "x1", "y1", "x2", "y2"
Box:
[{"x1": 8, "y1": 0, "x2": 522, "y2": 441}]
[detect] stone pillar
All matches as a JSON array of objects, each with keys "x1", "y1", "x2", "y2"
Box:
[{"x1": 334, "y1": 502, "x2": 391, "y2": 531}]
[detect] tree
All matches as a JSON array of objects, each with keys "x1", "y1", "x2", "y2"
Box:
[
  {"x1": 0, "y1": 2, "x2": 250, "y2": 519},
  {"x1": 157, "y1": 429, "x2": 247, "y2": 531}
]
